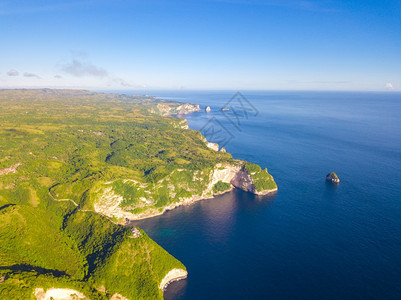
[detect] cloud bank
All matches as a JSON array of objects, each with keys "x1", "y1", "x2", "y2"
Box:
[
  {"x1": 61, "y1": 59, "x2": 108, "y2": 78},
  {"x1": 60, "y1": 57, "x2": 133, "y2": 87},
  {"x1": 7, "y1": 69, "x2": 19, "y2": 76},
  {"x1": 23, "y1": 72, "x2": 41, "y2": 79}
]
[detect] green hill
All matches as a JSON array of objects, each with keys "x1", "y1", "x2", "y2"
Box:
[{"x1": 0, "y1": 89, "x2": 274, "y2": 299}]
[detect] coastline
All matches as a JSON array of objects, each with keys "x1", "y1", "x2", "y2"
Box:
[
  {"x1": 126, "y1": 186, "x2": 278, "y2": 222},
  {"x1": 120, "y1": 108, "x2": 278, "y2": 223}
]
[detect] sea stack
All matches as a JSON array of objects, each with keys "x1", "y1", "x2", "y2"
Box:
[
  {"x1": 326, "y1": 172, "x2": 340, "y2": 183},
  {"x1": 205, "y1": 106, "x2": 211, "y2": 112}
]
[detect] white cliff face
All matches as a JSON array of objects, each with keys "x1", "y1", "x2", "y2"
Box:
[
  {"x1": 176, "y1": 103, "x2": 201, "y2": 115},
  {"x1": 201, "y1": 163, "x2": 261, "y2": 196},
  {"x1": 200, "y1": 133, "x2": 219, "y2": 151},
  {"x1": 206, "y1": 142, "x2": 219, "y2": 151},
  {"x1": 209, "y1": 164, "x2": 264, "y2": 193},
  {"x1": 156, "y1": 103, "x2": 200, "y2": 116},
  {"x1": 211, "y1": 164, "x2": 241, "y2": 185},
  {"x1": 159, "y1": 269, "x2": 188, "y2": 290}
]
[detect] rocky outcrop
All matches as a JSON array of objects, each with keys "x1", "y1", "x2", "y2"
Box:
[
  {"x1": 326, "y1": 172, "x2": 340, "y2": 183},
  {"x1": 171, "y1": 118, "x2": 189, "y2": 129},
  {"x1": 0, "y1": 162, "x2": 22, "y2": 175},
  {"x1": 201, "y1": 134, "x2": 220, "y2": 151},
  {"x1": 205, "y1": 106, "x2": 211, "y2": 112},
  {"x1": 179, "y1": 119, "x2": 189, "y2": 129},
  {"x1": 34, "y1": 288, "x2": 87, "y2": 300},
  {"x1": 159, "y1": 268, "x2": 188, "y2": 291},
  {"x1": 206, "y1": 142, "x2": 219, "y2": 151},
  {"x1": 110, "y1": 293, "x2": 129, "y2": 300}
]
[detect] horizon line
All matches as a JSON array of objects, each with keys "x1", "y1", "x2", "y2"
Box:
[{"x1": 0, "y1": 87, "x2": 400, "y2": 93}]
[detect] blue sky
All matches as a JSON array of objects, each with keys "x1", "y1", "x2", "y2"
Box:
[{"x1": 0, "y1": 0, "x2": 400, "y2": 90}]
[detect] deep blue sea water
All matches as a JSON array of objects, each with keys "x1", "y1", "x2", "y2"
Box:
[{"x1": 131, "y1": 91, "x2": 401, "y2": 299}]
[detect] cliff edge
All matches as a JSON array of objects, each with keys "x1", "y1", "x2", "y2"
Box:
[
  {"x1": 93, "y1": 160, "x2": 277, "y2": 221},
  {"x1": 159, "y1": 269, "x2": 188, "y2": 291}
]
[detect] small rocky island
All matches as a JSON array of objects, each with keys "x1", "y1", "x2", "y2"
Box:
[
  {"x1": 205, "y1": 106, "x2": 211, "y2": 112},
  {"x1": 326, "y1": 172, "x2": 340, "y2": 183}
]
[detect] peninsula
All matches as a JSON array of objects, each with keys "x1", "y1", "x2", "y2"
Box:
[{"x1": 0, "y1": 89, "x2": 277, "y2": 299}]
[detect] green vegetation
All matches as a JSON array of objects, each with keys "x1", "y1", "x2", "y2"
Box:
[
  {"x1": 244, "y1": 163, "x2": 278, "y2": 192},
  {"x1": 0, "y1": 89, "x2": 275, "y2": 299},
  {"x1": 0, "y1": 89, "x2": 193, "y2": 299},
  {"x1": 213, "y1": 181, "x2": 232, "y2": 193},
  {"x1": 327, "y1": 172, "x2": 339, "y2": 180}
]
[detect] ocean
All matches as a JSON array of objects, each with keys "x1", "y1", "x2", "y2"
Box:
[{"x1": 131, "y1": 91, "x2": 401, "y2": 299}]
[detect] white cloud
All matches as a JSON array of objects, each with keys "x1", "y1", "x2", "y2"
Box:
[
  {"x1": 61, "y1": 59, "x2": 108, "y2": 78},
  {"x1": 7, "y1": 69, "x2": 19, "y2": 76},
  {"x1": 385, "y1": 82, "x2": 394, "y2": 90},
  {"x1": 23, "y1": 72, "x2": 41, "y2": 79},
  {"x1": 59, "y1": 55, "x2": 135, "y2": 87}
]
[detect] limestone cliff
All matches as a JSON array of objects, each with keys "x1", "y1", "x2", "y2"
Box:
[
  {"x1": 155, "y1": 102, "x2": 201, "y2": 116},
  {"x1": 92, "y1": 161, "x2": 277, "y2": 221}
]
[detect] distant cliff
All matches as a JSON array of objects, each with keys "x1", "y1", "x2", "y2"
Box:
[{"x1": 151, "y1": 102, "x2": 201, "y2": 116}]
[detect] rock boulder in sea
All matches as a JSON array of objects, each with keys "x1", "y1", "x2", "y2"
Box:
[
  {"x1": 326, "y1": 172, "x2": 340, "y2": 183},
  {"x1": 205, "y1": 106, "x2": 211, "y2": 112}
]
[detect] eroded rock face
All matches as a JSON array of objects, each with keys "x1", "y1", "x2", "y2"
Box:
[{"x1": 231, "y1": 169, "x2": 255, "y2": 193}]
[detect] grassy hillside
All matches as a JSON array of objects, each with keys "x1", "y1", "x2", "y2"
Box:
[
  {"x1": 0, "y1": 89, "x2": 193, "y2": 299},
  {"x1": 0, "y1": 89, "x2": 274, "y2": 299}
]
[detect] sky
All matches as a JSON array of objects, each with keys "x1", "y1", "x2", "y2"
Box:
[{"x1": 0, "y1": 0, "x2": 400, "y2": 91}]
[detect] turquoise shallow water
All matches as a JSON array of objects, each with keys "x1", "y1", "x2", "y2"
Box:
[{"x1": 132, "y1": 91, "x2": 401, "y2": 299}]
